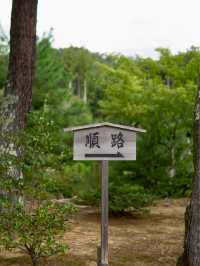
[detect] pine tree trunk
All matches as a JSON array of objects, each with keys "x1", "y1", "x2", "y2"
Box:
[
  {"x1": 0, "y1": 0, "x2": 38, "y2": 204},
  {"x1": 178, "y1": 81, "x2": 200, "y2": 265},
  {"x1": 4, "y1": 0, "x2": 38, "y2": 132},
  {"x1": 0, "y1": 0, "x2": 38, "y2": 150}
]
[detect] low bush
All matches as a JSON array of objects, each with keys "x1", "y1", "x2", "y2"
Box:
[
  {"x1": 109, "y1": 183, "x2": 153, "y2": 214},
  {"x1": 0, "y1": 201, "x2": 76, "y2": 266}
]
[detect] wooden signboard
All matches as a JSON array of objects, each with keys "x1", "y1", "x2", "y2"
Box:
[
  {"x1": 64, "y1": 122, "x2": 146, "y2": 266},
  {"x1": 74, "y1": 126, "x2": 136, "y2": 161}
]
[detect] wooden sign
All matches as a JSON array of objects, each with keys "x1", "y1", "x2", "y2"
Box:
[
  {"x1": 74, "y1": 127, "x2": 136, "y2": 161},
  {"x1": 64, "y1": 122, "x2": 146, "y2": 266},
  {"x1": 64, "y1": 122, "x2": 145, "y2": 161}
]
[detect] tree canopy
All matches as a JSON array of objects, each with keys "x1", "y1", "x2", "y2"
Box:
[{"x1": 0, "y1": 32, "x2": 198, "y2": 207}]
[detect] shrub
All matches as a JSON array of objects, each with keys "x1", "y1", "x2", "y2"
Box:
[
  {"x1": 0, "y1": 201, "x2": 76, "y2": 266},
  {"x1": 109, "y1": 183, "x2": 153, "y2": 214}
]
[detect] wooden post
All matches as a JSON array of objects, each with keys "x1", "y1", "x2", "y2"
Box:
[
  {"x1": 64, "y1": 122, "x2": 146, "y2": 266},
  {"x1": 99, "y1": 160, "x2": 109, "y2": 266},
  {"x1": 97, "y1": 246, "x2": 101, "y2": 266}
]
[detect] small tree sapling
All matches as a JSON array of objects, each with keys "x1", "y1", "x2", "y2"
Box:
[{"x1": 0, "y1": 201, "x2": 76, "y2": 266}]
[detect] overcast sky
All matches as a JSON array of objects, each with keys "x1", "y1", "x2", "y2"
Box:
[{"x1": 1, "y1": 0, "x2": 200, "y2": 58}]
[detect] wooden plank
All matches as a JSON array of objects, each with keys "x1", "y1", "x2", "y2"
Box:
[
  {"x1": 100, "y1": 160, "x2": 109, "y2": 266},
  {"x1": 74, "y1": 127, "x2": 136, "y2": 161},
  {"x1": 64, "y1": 122, "x2": 146, "y2": 133}
]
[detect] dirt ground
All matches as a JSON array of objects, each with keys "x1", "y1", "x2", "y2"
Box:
[{"x1": 0, "y1": 198, "x2": 188, "y2": 266}]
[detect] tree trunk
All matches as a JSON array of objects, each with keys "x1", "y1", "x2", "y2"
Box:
[
  {"x1": 0, "y1": 0, "x2": 38, "y2": 204},
  {"x1": 77, "y1": 77, "x2": 81, "y2": 98},
  {"x1": 178, "y1": 80, "x2": 200, "y2": 265},
  {"x1": 0, "y1": 0, "x2": 38, "y2": 152},
  {"x1": 169, "y1": 144, "x2": 176, "y2": 178},
  {"x1": 30, "y1": 254, "x2": 38, "y2": 266},
  {"x1": 83, "y1": 79, "x2": 87, "y2": 103},
  {"x1": 4, "y1": 0, "x2": 38, "y2": 132}
]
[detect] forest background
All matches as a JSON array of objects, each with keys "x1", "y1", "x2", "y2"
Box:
[{"x1": 0, "y1": 30, "x2": 198, "y2": 213}]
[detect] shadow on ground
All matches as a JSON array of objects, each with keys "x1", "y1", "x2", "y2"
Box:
[{"x1": 0, "y1": 255, "x2": 86, "y2": 266}]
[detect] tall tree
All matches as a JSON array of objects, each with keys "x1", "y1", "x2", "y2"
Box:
[
  {"x1": 3, "y1": 0, "x2": 38, "y2": 132},
  {"x1": 178, "y1": 80, "x2": 200, "y2": 266},
  {"x1": 0, "y1": 0, "x2": 38, "y2": 203}
]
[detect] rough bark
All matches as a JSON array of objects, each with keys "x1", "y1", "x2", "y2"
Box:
[
  {"x1": 0, "y1": 0, "x2": 38, "y2": 150},
  {"x1": 178, "y1": 80, "x2": 200, "y2": 265},
  {"x1": 0, "y1": 0, "x2": 38, "y2": 204},
  {"x1": 4, "y1": 0, "x2": 38, "y2": 132}
]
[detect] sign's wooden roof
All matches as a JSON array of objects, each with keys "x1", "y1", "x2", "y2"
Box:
[{"x1": 64, "y1": 122, "x2": 146, "y2": 133}]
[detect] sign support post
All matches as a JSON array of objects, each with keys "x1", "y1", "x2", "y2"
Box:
[
  {"x1": 100, "y1": 160, "x2": 109, "y2": 266},
  {"x1": 64, "y1": 122, "x2": 146, "y2": 266}
]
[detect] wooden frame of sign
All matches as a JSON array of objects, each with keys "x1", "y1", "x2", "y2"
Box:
[{"x1": 64, "y1": 122, "x2": 146, "y2": 266}]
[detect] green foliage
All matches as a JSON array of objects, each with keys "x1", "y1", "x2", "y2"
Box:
[
  {"x1": 17, "y1": 111, "x2": 70, "y2": 200},
  {"x1": 45, "y1": 162, "x2": 93, "y2": 198},
  {"x1": 18, "y1": 105, "x2": 92, "y2": 200},
  {"x1": 0, "y1": 52, "x2": 8, "y2": 90},
  {"x1": 0, "y1": 33, "x2": 8, "y2": 90},
  {"x1": 109, "y1": 183, "x2": 153, "y2": 214},
  {"x1": 62, "y1": 46, "x2": 95, "y2": 97},
  {"x1": 62, "y1": 95, "x2": 93, "y2": 127},
  {"x1": 33, "y1": 34, "x2": 68, "y2": 110},
  {"x1": 74, "y1": 162, "x2": 101, "y2": 204},
  {"x1": 31, "y1": 43, "x2": 199, "y2": 203},
  {"x1": 99, "y1": 59, "x2": 195, "y2": 197},
  {"x1": 1, "y1": 34, "x2": 199, "y2": 214},
  {"x1": 0, "y1": 201, "x2": 76, "y2": 266},
  {"x1": 0, "y1": 105, "x2": 76, "y2": 265}
]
